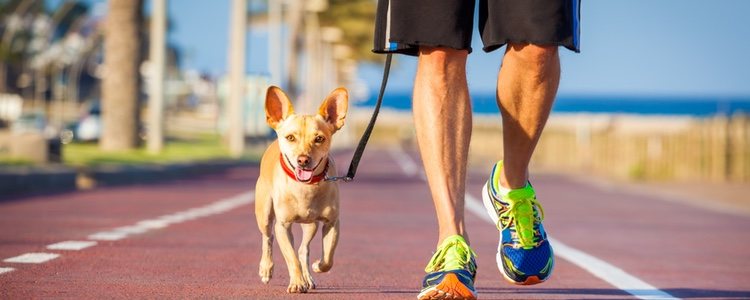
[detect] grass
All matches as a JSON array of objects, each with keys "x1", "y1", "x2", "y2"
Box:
[
  {"x1": 63, "y1": 134, "x2": 261, "y2": 167},
  {"x1": 0, "y1": 158, "x2": 34, "y2": 166}
]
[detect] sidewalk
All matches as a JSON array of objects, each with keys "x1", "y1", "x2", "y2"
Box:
[
  {"x1": 0, "y1": 160, "x2": 254, "y2": 200},
  {"x1": 559, "y1": 171, "x2": 750, "y2": 217}
]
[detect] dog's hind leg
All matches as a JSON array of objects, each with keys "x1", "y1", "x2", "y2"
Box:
[
  {"x1": 255, "y1": 186, "x2": 274, "y2": 284},
  {"x1": 313, "y1": 219, "x2": 339, "y2": 273},
  {"x1": 298, "y1": 222, "x2": 318, "y2": 289}
]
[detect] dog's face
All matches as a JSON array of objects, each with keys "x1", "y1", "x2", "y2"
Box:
[{"x1": 265, "y1": 86, "x2": 348, "y2": 182}]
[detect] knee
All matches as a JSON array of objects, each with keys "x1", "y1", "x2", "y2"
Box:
[
  {"x1": 418, "y1": 46, "x2": 468, "y2": 73},
  {"x1": 507, "y1": 43, "x2": 558, "y2": 64}
]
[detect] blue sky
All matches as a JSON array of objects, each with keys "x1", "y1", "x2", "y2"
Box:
[
  {"x1": 48, "y1": 0, "x2": 750, "y2": 97},
  {"x1": 360, "y1": 0, "x2": 750, "y2": 97}
]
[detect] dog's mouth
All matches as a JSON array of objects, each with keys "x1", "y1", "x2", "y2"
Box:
[
  {"x1": 295, "y1": 166, "x2": 314, "y2": 182},
  {"x1": 283, "y1": 154, "x2": 322, "y2": 182}
]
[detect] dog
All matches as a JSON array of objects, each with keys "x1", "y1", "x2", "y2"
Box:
[{"x1": 255, "y1": 86, "x2": 347, "y2": 293}]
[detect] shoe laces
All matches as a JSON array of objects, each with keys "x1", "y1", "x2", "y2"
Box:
[
  {"x1": 424, "y1": 235, "x2": 476, "y2": 273},
  {"x1": 498, "y1": 187, "x2": 545, "y2": 249}
]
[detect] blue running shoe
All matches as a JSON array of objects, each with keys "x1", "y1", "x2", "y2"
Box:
[
  {"x1": 417, "y1": 235, "x2": 477, "y2": 300},
  {"x1": 481, "y1": 161, "x2": 554, "y2": 285}
]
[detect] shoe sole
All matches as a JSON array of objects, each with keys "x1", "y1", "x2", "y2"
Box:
[
  {"x1": 502, "y1": 273, "x2": 543, "y2": 285},
  {"x1": 482, "y1": 182, "x2": 548, "y2": 286},
  {"x1": 417, "y1": 273, "x2": 477, "y2": 300}
]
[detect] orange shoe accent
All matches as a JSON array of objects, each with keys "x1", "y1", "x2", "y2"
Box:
[
  {"x1": 519, "y1": 276, "x2": 542, "y2": 285},
  {"x1": 501, "y1": 271, "x2": 545, "y2": 286},
  {"x1": 418, "y1": 273, "x2": 476, "y2": 300}
]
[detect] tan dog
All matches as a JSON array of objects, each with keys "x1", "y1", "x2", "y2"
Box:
[{"x1": 255, "y1": 86, "x2": 347, "y2": 293}]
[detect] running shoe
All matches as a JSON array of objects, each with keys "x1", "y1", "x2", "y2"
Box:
[
  {"x1": 481, "y1": 161, "x2": 554, "y2": 285},
  {"x1": 417, "y1": 235, "x2": 477, "y2": 300}
]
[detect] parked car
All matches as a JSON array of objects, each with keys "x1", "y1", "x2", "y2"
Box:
[
  {"x1": 60, "y1": 101, "x2": 145, "y2": 144},
  {"x1": 61, "y1": 101, "x2": 99, "y2": 144},
  {"x1": 11, "y1": 112, "x2": 47, "y2": 135},
  {"x1": 11, "y1": 111, "x2": 63, "y2": 162}
]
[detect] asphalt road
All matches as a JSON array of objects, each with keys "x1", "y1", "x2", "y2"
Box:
[{"x1": 1, "y1": 148, "x2": 749, "y2": 299}]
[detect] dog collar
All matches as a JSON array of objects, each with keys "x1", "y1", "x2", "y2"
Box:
[{"x1": 279, "y1": 154, "x2": 329, "y2": 184}]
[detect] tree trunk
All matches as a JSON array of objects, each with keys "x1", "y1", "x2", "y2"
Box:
[
  {"x1": 100, "y1": 0, "x2": 143, "y2": 151},
  {"x1": 284, "y1": 0, "x2": 304, "y2": 99},
  {"x1": 0, "y1": 63, "x2": 7, "y2": 93}
]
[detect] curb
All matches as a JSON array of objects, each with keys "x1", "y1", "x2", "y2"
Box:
[
  {"x1": 0, "y1": 160, "x2": 255, "y2": 200},
  {"x1": 0, "y1": 165, "x2": 78, "y2": 197}
]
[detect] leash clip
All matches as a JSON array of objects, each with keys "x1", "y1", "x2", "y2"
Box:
[{"x1": 324, "y1": 175, "x2": 352, "y2": 182}]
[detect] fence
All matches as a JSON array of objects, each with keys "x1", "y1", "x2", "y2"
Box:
[
  {"x1": 353, "y1": 110, "x2": 750, "y2": 183},
  {"x1": 524, "y1": 114, "x2": 749, "y2": 182}
]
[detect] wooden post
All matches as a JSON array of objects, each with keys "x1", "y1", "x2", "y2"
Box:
[
  {"x1": 147, "y1": 0, "x2": 166, "y2": 154},
  {"x1": 268, "y1": 0, "x2": 282, "y2": 86},
  {"x1": 227, "y1": 0, "x2": 247, "y2": 158}
]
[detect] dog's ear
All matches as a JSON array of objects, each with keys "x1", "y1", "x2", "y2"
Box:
[
  {"x1": 265, "y1": 86, "x2": 294, "y2": 130},
  {"x1": 318, "y1": 87, "x2": 348, "y2": 131}
]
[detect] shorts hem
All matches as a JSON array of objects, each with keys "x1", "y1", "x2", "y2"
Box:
[
  {"x1": 483, "y1": 38, "x2": 580, "y2": 53},
  {"x1": 372, "y1": 39, "x2": 473, "y2": 57}
]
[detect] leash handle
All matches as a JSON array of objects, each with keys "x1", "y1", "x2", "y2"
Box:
[{"x1": 326, "y1": 53, "x2": 392, "y2": 182}]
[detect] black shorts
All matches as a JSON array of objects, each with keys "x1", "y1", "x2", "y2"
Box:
[{"x1": 373, "y1": 0, "x2": 581, "y2": 56}]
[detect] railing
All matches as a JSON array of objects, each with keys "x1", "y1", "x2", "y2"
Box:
[
  {"x1": 351, "y1": 110, "x2": 750, "y2": 183},
  {"x1": 529, "y1": 114, "x2": 749, "y2": 182}
]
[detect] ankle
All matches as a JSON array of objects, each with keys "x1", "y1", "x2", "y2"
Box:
[
  {"x1": 438, "y1": 232, "x2": 469, "y2": 247},
  {"x1": 499, "y1": 164, "x2": 529, "y2": 190},
  {"x1": 499, "y1": 174, "x2": 528, "y2": 190}
]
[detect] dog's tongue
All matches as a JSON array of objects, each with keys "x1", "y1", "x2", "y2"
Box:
[{"x1": 296, "y1": 167, "x2": 313, "y2": 181}]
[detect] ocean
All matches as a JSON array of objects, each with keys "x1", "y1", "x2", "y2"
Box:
[{"x1": 356, "y1": 92, "x2": 750, "y2": 117}]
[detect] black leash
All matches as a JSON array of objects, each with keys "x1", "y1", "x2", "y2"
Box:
[{"x1": 325, "y1": 53, "x2": 392, "y2": 182}]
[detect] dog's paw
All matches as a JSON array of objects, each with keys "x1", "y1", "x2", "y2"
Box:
[
  {"x1": 286, "y1": 278, "x2": 308, "y2": 293},
  {"x1": 303, "y1": 273, "x2": 316, "y2": 290},
  {"x1": 312, "y1": 260, "x2": 332, "y2": 273},
  {"x1": 259, "y1": 263, "x2": 273, "y2": 284}
]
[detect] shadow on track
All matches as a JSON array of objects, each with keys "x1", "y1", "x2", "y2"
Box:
[{"x1": 478, "y1": 287, "x2": 750, "y2": 299}]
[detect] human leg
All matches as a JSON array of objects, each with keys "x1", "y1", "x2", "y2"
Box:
[
  {"x1": 413, "y1": 46, "x2": 473, "y2": 244},
  {"x1": 497, "y1": 44, "x2": 560, "y2": 189},
  {"x1": 373, "y1": 1, "x2": 478, "y2": 298},
  {"x1": 478, "y1": 0, "x2": 580, "y2": 285},
  {"x1": 479, "y1": 43, "x2": 559, "y2": 286},
  {"x1": 412, "y1": 45, "x2": 477, "y2": 300}
]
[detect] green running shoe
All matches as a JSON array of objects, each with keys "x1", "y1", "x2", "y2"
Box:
[
  {"x1": 481, "y1": 161, "x2": 554, "y2": 285},
  {"x1": 417, "y1": 235, "x2": 477, "y2": 300}
]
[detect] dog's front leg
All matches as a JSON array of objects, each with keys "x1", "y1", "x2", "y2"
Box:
[
  {"x1": 274, "y1": 221, "x2": 307, "y2": 293},
  {"x1": 313, "y1": 219, "x2": 339, "y2": 273},
  {"x1": 298, "y1": 222, "x2": 318, "y2": 289},
  {"x1": 255, "y1": 188, "x2": 274, "y2": 284}
]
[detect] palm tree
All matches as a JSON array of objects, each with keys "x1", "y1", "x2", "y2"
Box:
[
  {"x1": 319, "y1": 0, "x2": 377, "y2": 62},
  {"x1": 282, "y1": 0, "x2": 376, "y2": 98},
  {"x1": 100, "y1": 0, "x2": 143, "y2": 151},
  {"x1": 0, "y1": 0, "x2": 42, "y2": 94}
]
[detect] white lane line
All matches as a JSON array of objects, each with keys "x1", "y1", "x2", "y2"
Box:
[
  {"x1": 463, "y1": 194, "x2": 679, "y2": 300},
  {"x1": 136, "y1": 219, "x2": 169, "y2": 229},
  {"x1": 387, "y1": 147, "x2": 420, "y2": 177},
  {"x1": 4, "y1": 253, "x2": 60, "y2": 264},
  {"x1": 88, "y1": 231, "x2": 129, "y2": 241},
  {"x1": 549, "y1": 237, "x2": 680, "y2": 300},
  {"x1": 88, "y1": 191, "x2": 254, "y2": 242},
  {"x1": 388, "y1": 146, "x2": 679, "y2": 300},
  {"x1": 0, "y1": 191, "x2": 255, "y2": 273},
  {"x1": 47, "y1": 241, "x2": 97, "y2": 251}
]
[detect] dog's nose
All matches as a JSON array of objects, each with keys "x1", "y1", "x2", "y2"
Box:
[{"x1": 297, "y1": 155, "x2": 311, "y2": 168}]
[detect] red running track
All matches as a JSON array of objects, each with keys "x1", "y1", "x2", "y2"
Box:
[{"x1": 1, "y1": 149, "x2": 749, "y2": 299}]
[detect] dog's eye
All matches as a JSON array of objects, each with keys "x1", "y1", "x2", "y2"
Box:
[
  {"x1": 314, "y1": 136, "x2": 325, "y2": 143},
  {"x1": 286, "y1": 135, "x2": 296, "y2": 142}
]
